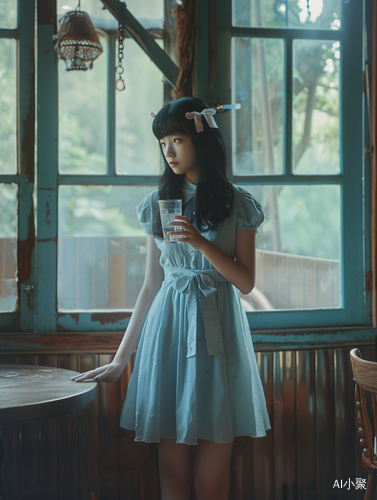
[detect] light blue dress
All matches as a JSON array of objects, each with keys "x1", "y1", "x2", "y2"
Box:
[{"x1": 120, "y1": 178, "x2": 271, "y2": 445}]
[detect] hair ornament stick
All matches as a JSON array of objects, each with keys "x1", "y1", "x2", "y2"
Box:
[{"x1": 185, "y1": 108, "x2": 218, "y2": 133}]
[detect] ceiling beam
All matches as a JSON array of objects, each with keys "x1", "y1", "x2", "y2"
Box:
[{"x1": 100, "y1": 0, "x2": 178, "y2": 87}]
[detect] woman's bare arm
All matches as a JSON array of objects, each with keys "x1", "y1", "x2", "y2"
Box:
[
  {"x1": 197, "y1": 229, "x2": 256, "y2": 294},
  {"x1": 168, "y1": 216, "x2": 256, "y2": 295},
  {"x1": 71, "y1": 234, "x2": 164, "y2": 383}
]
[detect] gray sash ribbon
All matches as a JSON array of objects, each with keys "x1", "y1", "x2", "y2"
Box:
[{"x1": 164, "y1": 267, "x2": 229, "y2": 358}]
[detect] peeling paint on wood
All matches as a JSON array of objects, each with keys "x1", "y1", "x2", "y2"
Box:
[
  {"x1": 0, "y1": 333, "x2": 123, "y2": 354},
  {"x1": 57, "y1": 313, "x2": 131, "y2": 332}
]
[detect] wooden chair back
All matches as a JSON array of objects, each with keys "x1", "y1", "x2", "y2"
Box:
[{"x1": 350, "y1": 348, "x2": 377, "y2": 499}]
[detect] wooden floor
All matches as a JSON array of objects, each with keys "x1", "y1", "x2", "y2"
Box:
[{"x1": 0, "y1": 343, "x2": 373, "y2": 500}]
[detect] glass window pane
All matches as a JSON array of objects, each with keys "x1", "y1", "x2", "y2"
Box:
[
  {"x1": 57, "y1": 0, "x2": 114, "y2": 27},
  {"x1": 57, "y1": 0, "x2": 163, "y2": 30},
  {"x1": 119, "y1": 0, "x2": 163, "y2": 22},
  {"x1": 288, "y1": 0, "x2": 341, "y2": 29},
  {"x1": 58, "y1": 34, "x2": 108, "y2": 174},
  {"x1": 58, "y1": 185, "x2": 154, "y2": 311},
  {"x1": 233, "y1": 0, "x2": 341, "y2": 30},
  {"x1": 0, "y1": 0, "x2": 17, "y2": 29},
  {"x1": 232, "y1": 38, "x2": 284, "y2": 175},
  {"x1": 240, "y1": 184, "x2": 340, "y2": 311},
  {"x1": 292, "y1": 39, "x2": 340, "y2": 174},
  {"x1": 0, "y1": 39, "x2": 17, "y2": 174},
  {"x1": 0, "y1": 184, "x2": 18, "y2": 312},
  {"x1": 116, "y1": 40, "x2": 163, "y2": 175}
]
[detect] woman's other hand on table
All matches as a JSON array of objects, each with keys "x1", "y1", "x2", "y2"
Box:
[{"x1": 71, "y1": 362, "x2": 123, "y2": 383}]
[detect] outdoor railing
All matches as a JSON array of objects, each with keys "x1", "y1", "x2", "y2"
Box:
[{"x1": 0, "y1": 236, "x2": 340, "y2": 313}]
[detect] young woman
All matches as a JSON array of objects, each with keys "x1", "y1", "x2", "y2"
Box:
[{"x1": 72, "y1": 96, "x2": 270, "y2": 500}]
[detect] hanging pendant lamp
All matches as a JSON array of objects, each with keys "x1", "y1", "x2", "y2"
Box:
[{"x1": 53, "y1": 5, "x2": 103, "y2": 71}]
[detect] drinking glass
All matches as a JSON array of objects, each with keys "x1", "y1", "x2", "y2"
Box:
[{"x1": 158, "y1": 199, "x2": 182, "y2": 243}]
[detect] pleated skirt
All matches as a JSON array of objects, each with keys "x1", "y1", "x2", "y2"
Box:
[{"x1": 120, "y1": 281, "x2": 271, "y2": 445}]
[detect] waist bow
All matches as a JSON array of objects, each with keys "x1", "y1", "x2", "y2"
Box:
[{"x1": 164, "y1": 267, "x2": 229, "y2": 358}]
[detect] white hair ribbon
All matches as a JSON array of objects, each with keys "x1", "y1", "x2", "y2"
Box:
[{"x1": 185, "y1": 109, "x2": 218, "y2": 133}]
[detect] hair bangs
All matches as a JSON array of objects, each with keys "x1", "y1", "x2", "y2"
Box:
[{"x1": 152, "y1": 103, "x2": 192, "y2": 140}]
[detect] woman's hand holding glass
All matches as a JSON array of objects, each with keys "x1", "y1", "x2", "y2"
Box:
[
  {"x1": 71, "y1": 361, "x2": 124, "y2": 383},
  {"x1": 168, "y1": 216, "x2": 206, "y2": 250}
]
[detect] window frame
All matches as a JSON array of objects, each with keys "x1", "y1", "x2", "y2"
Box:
[
  {"x1": 35, "y1": 0, "x2": 178, "y2": 333},
  {"x1": 0, "y1": 0, "x2": 35, "y2": 333},
  {"x1": 211, "y1": 0, "x2": 371, "y2": 332},
  {"x1": 0, "y1": 0, "x2": 374, "y2": 344}
]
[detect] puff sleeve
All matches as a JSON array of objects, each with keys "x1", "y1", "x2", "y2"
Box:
[
  {"x1": 137, "y1": 193, "x2": 153, "y2": 234},
  {"x1": 236, "y1": 190, "x2": 265, "y2": 232}
]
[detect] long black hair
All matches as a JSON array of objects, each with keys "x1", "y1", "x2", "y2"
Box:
[{"x1": 152, "y1": 97, "x2": 234, "y2": 233}]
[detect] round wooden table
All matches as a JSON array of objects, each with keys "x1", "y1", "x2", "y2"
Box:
[
  {"x1": 0, "y1": 364, "x2": 97, "y2": 500},
  {"x1": 0, "y1": 364, "x2": 97, "y2": 425}
]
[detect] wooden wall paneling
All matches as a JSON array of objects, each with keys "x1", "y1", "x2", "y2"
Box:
[
  {"x1": 361, "y1": 344, "x2": 376, "y2": 362},
  {"x1": 1, "y1": 343, "x2": 376, "y2": 498},
  {"x1": 296, "y1": 349, "x2": 316, "y2": 500},
  {"x1": 78, "y1": 354, "x2": 100, "y2": 500},
  {"x1": 36, "y1": 354, "x2": 58, "y2": 368},
  {"x1": 272, "y1": 350, "x2": 284, "y2": 500},
  {"x1": 118, "y1": 355, "x2": 145, "y2": 499},
  {"x1": 0, "y1": 356, "x2": 19, "y2": 497},
  {"x1": 18, "y1": 354, "x2": 37, "y2": 366},
  {"x1": 252, "y1": 351, "x2": 274, "y2": 499},
  {"x1": 118, "y1": 354, "x2": 161, "y2": 499},
  {"x1": 118, "y1": 429, "x2": 144, "y2": 499},
  {"x1": 17, "y1": 355, "x2": 39, "y2": 496},
  {"x1": 334, "y1": 348, "x2": 361, "y2": 499},
  {"x1": 98, "y1": 354, "x2": 119, "y2": 499},
  {"x1": 273, "y1": 351, "x2": 297, "y2": 500},
  {"x1": 37, "y1": 419, "x2": 58, "y2": 500},
  {"x1": 19, "y1": 420, "x2": 40, "y2": 496},
  {"x1": 57, "y1": 355, "x2": 80, "y2": 500},
  {"x1": 37, "y1": 354, "x2": 59, "y2": 499},
  {"x1": 315, "y1": 349, "x2": 337, "y2": 498},
  {"x1": 1, "y1": 423, "x2": 20, "y2": 499},
  {"x1": 136, "y1": 442, "x2": 160, "y2": 500},
  {"x1": 0, "y1": 355, "x2": 18, "y2": 364},
  {"x1": 232, "y1": 437, "x2": 254, "y2": 500}
]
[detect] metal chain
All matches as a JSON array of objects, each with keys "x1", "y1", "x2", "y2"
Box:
[{"x1": 115, "y1": 22, "x2": 126, "y2": 91}]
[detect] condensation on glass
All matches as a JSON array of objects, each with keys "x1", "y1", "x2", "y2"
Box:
[
  {"x1": 293, "y1": 39, "x2": 340, "y2": 174},
  {"x1": 0, "y1": 184, "x2": 18, "y2": 312},
  {"x1": 240, "y1": 184, "x2": 341, "y2": 311},
  {"x1": 0, "y1": 0, "x2": 17, "y2": 29},
  {"x1": 232, "y1": 37, "x2": 284, "y2": 175},
  {"x1": 0, "y1": 39, "x2": 17, "y2": 174},
  {"x1": 233, "y1": 0, "x2": 341, "y2": 30},
  {"x1": 58, "y1": 33, "x2": 108, "y2": 174},
  {"x1": 116, "y1": 39, "x2": 164, "y2": 175},
  {"x1": 58, "y1": 185, "x2": 154, "y2": 311}
]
